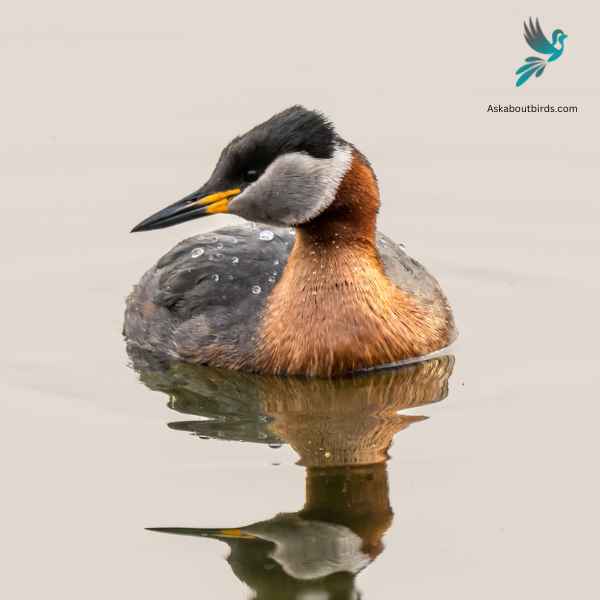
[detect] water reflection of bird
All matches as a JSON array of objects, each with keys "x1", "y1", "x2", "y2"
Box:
[
  {"x1": 125, "y1": 106, "x2": 456, "y2": 376},
  {"x1": 131, "y1": 351, "x2": 454, "y2": 598},
  {"x1": 515, "y1": 18, "x2": 568, "y2": 87},
  {"x1": 148, "y1": 465, "x2": 390, "y2": 600}
]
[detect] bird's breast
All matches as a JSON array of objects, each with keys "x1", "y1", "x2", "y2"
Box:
[{"x1": 255, "y1": 244, "x2": 449, "y2": 376}]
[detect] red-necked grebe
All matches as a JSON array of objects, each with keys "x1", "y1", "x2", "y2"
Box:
[{"x1": 125, "y1": 106, "x2": 456, "y2": 376}]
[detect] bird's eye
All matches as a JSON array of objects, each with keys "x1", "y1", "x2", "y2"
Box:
[{"x1": 243, "y1": 169, "x2": 260, "y2": 183}]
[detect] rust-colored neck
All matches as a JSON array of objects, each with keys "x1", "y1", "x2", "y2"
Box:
[{"x1": 297, "y1": 149, "x2": 379, "y2": 249}]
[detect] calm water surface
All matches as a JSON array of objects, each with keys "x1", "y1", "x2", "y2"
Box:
[
  {"x1": 2, "y1": 3, "x2": 600, "y2": 598},
  {"x1": 2, "y1": 189, "x2": 599, "y2": 598}
]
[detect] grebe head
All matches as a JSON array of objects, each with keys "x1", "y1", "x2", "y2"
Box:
[{"x1": 132, "y1": 106, "x2": 357, "y2": 232}]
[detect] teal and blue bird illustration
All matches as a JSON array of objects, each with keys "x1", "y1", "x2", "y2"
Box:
[{"x1": 515, "y1": 18, "x2": 568, "y2": 87}]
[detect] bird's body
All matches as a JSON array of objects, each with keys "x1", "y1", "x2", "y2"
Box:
[
  {"x1": 125, "y1": 223, "x2": 453, "y2": 376},
  {"x1": 125, "y1": 107, "x2": 456, "y2": 377}
]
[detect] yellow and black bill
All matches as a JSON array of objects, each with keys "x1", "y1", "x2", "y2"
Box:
[{"x1": 131, "y1": 186, "x2": 240, "y2": 232}]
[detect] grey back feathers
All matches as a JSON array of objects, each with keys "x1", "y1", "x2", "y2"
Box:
[{"x1": 125, "y1": 224, "x2": 292, "y2": 361}]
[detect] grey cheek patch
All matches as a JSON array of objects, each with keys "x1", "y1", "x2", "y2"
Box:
[{"x1": 229, "y1": 145, "x2": 353, "y2": 226}]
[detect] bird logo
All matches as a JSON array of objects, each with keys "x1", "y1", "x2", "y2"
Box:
[{"x1": 515, "y1": 18, "x2": 568, "y2": 87}]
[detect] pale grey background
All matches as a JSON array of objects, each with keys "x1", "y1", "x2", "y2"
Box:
[{"x1": 1, "y1": 1, "x2": 598, "y2": 598}]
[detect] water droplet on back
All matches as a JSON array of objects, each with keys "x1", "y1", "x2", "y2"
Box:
[
  {"x1": 259, "y1": 230, "x2": 274, "y2": 241},
  {"x1": 232, "y1": 256, "x2": 239, "y2": 264},
  {"x1": 251, "y1": 285, "x2": 262, "y2": 295},
  {"x1": 191, "y1": 247, "x2": 204, "y2": 258},
  {"x1": 212, "y1": 274, "x2": 220, "y2": 282}
]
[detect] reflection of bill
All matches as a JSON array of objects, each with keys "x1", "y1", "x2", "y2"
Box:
[{"x1": 131, "y1": 352, "x2": 454, "y2": 598}]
